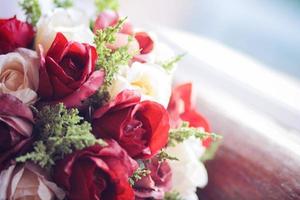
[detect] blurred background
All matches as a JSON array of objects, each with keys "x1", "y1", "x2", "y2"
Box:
[{"x1": 120, "y1": 0, "x2": 300, "y2": 80}]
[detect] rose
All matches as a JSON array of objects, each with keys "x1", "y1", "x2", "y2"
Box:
[
  {"x1": 168, "y1": 83, "x2": 211, "y2": 147},
  {"x1": 109, "y1": 62, "x2": 172, "y2": 108},
  {"x1": 0, "y1": 16, "x2": 34, "y2": 54},
  {"x1": 94, "y1": 11, "x2": 154, "y2": 59},
  {"x1": 38, "y1": 32, "x2": 105, "y2": 108},
  {"x1": 92, "y1": 90, "x2": 170, "y2": 159},
  {"x1": 53, "y1": 140, "x2": 138, "y2": 200},
  {"x1": 166, "y1": 83, "x2": 210, "y2": 199},
  {"x1": 94, "y1": 10, "x2": 134, "y2": 35},
  {"x1": 134, "y1": 158, "x2": 172, "y2": 200},
  {"x1": 0, "y1": 163, "x2": 65, "y2": 200},
  {"x1": 0, "y1": 94, "x2": 34, "y2": 172},
  {"x1": 94, "y1": 10, "x2": 139, "y2": 56},
  {"x1": 166, "y1": 137, "x2": 208, "y2": 200},
  {"x1": 0, "y1": 48, "x2": 39, "y2": 104},
  {"x1": 35, "y1": 8, "x2": 94, "y2": 53}
]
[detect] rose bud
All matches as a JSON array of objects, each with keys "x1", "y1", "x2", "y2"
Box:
[
  {"x1": 38, "y1": 32, "x2": 105, "y2": 108},
  {"x1": 167, "y1": 83, "x2": 211, "y2": 147},
  {"x1": 94, "y1": 10, "x2": 140, "y2": 57},
  {"x1": 134, "y1": 158, "x2": 172, "y2": 200},
  {"x1": 0, "y1": 16, "x2": 35, "y2": 54},
  {"x1": 135, "y1": 32, "x2": 154, "y2": 55},
  {"x1": 0, "y1": 163, "x2": 65, "y2": 200},
  {"x1": 94, "y1": 10, "x2": 133, "y2": 35},
  {"x1": 0, "y1": 94, "x2": 34, "y2": 172},
  {"x1": 53, "y1": 140, "x2": 138, "y2": 200},
  {"x1": 0, "y1": 48, "x2": 39, "y2": 105},
  {"x1": 92, "y1": 90, "x2": 170, "y2": 159}
]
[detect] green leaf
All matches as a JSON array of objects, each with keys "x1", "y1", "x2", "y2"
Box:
[
  {"x1": 156, "y1": 150, "x2": 179, "y2": 162},
  {"x1": 53, "y1": 0, "x2": 73, "y2": 8},
  {"x1": 94, "y1": 18, "x2": 132, "y2": 86},
  {"x1": 95, "y1": 0, "x2": 119, "y2": 12},
  {"x1": 19, "y1": 0, "x2": 41, "y2": 26},
  {"x1": 16, "y1": 103, "x2": 106, "y2": 169},
  {"x1": 200, "y1": 139, "x2": 222, "y2": 162},
  {"x1": 168, "y1": 121, "x2": 222, "y2": 147},
  {"x1": 160, "y1": 53, "x2": 186, "y2": 73},
  {"x1": 129, "y1": 161, "x2": 151, "y2": 186},
  {"x1": 164, "y1": 191, "x2": 183, "y2": 200}
]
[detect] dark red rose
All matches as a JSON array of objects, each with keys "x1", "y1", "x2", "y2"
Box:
[
  {"x1": 92, "y1": 90, "x2": 170, "y2": 159},
  {"x1": 134, "y1": 158, "x2": 172, "y2": 200},
  {"x1": 38, "y1": 32, "x2": 104, "y2": 108},
  {"x1": 168, "y1": 83, "x2": 212, "y2": 147},
  {"x1": 0, "y1": 16, "x2": 35, "y2": 54},
  {"x1": 0, "y1": 94, "x2": 34, "y2": 171},
  {"x1": 53, "y1": 140, "x2": 138, "y2": 200}
]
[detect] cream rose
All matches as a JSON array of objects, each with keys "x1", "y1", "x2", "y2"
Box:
[
  {"x1": 35, "y1": 8, "x2": 94, "y2": 53},
  {"x1": 109, "y1": 62, "x2": 172, "y2": 107},
  {"x1": 0, "y1": 48, "x2": 39, "y2": 105},
  {"x1": 0, "y1": 163, "x2": 65, "y2": 200},
  {"x1": 166, "y1": 137, "x2": 208, "y2": 200}
]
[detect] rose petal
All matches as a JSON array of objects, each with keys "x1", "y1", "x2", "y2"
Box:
[
  {"x1": 47, "y1": 32, "x2": 68, "y2": 62},
  {"x1": 0, "y1": 94, "x2": 33, "y2": 122},
  {"x1": 56, "y1": 70, "x2": 105, "y2": 108},
  {"x1": 0, "y1": 164, "x2": 15, "y2": 200},
  {"x1": 135, "y1": 32, "x2": 154, "y2": 54},
  {"x1": 93, "y1": 89, "x2": 141, "y2": 119}
]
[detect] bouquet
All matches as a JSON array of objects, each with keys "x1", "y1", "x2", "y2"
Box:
[{"x1": 0, "y1": 0, "x2": 221, "y2": 199}]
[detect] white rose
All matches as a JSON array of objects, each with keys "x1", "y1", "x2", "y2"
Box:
[
  {"x1": 166, "y1": 137, "x2": 208, "y2": 200},
  {"x1": 35, "y1": 8, "x2": 94, "y2": 53},
  {"x1": 109, "y1": 62, "x2": 172, "y2": 107},
  {"x1": 0, "y1": 48, "x2": 39, "y2": 105},
  {"x1": 0, "y1": 163, "x2": 65, "y2": 200}
]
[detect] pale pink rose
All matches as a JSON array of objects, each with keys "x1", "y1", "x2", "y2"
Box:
[
  {"x1": 0, "y1": 163, "x2": 65, "y2": 200},
  {"x1": 107, "y1": 33, "x2": 140, "y2": 56},
  {"x1": 0, "y1": 48, "x2": 39, "y2": 104}
]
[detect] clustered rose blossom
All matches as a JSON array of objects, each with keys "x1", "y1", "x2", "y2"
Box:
[{"x1": 0, "y1": 7, "x2": 213, "y2": 200}]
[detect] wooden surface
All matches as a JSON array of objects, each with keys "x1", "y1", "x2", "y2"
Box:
[{"x1": 196, "y1": 115, "x2": 300, "y2": 200}]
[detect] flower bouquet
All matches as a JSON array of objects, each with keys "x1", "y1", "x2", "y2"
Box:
[{"x1": 0, "y1": 0, "x2": 221, "y2": 199}]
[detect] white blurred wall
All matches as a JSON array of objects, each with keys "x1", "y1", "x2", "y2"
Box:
[{"x1": 119, "y1": 0, "x2": 192, "y2": 28}]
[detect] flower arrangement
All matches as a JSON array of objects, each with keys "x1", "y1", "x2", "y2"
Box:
[{"x1": 0, "y1": 0, "x2": 221, "y2": 199}]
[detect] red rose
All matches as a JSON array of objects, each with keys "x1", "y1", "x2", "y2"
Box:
[
  {"x1": 53, "y1": 140, "x2": 138, "y2": 200},
  {"x1": 168, "y1": 83, "x2": 211, "y2": 147},
  {"x1": 0, "y1": 94, "x2": 34, "y2": 171},
  {"x1": 92, "y1": 90, "x2": 170, "y2": 159},
  {"x1": 135, "y1": 32, "x2": 154, "y2": 54},
  {"x1": 134, "y1": 158, "x2": 172, "y2": 200},
  {"x1": 38, "y1": 32, "x2": 104, "y2": 108},
  {"x1": 0, "y1": 16, "x2": 35, "y2": 54}
]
